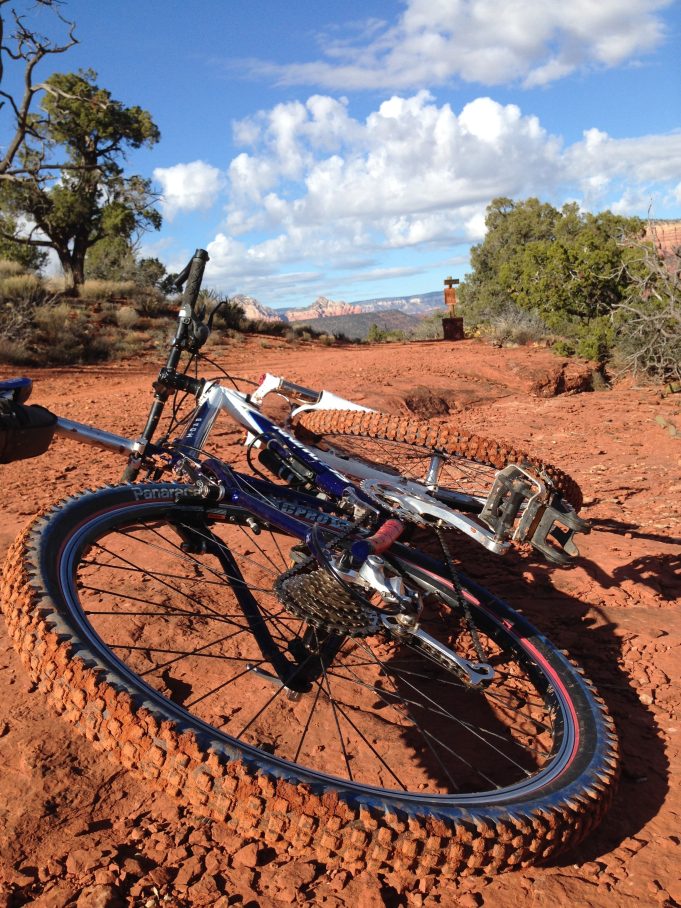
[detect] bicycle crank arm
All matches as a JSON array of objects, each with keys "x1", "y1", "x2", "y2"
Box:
[{"x1": 380, "y1": 615, "x2": 495, "y2": 688}]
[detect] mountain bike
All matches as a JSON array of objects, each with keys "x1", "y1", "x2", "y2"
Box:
[{"x1": 0, "y1": 249, "x2": 617, "y2": 881}]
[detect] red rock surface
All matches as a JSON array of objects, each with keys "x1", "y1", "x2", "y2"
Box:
[{"x1": 0, "y1": 337, "x2": 679, "y2": 906}]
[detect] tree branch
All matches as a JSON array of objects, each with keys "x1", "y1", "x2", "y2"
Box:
[{"x1": 0, "y1": 5, "x2": 77, "y2": 180}]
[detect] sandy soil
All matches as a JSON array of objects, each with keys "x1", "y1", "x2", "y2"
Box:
[{"x1": 0, "y1": 337, "x2": 679, "y2": 907}]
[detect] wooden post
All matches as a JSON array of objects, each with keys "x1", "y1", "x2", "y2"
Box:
[{"x1": 442, "y1": 276, "x2": 464, "y2": 340}]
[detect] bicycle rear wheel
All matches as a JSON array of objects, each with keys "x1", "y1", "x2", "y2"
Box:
[{"x1": 2, "y1": 483, "x2": 615, "y2": 880}]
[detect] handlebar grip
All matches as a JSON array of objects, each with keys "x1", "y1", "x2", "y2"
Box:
[{"x1": 182, "y1": 249, "x2": 209, "y2": 312}]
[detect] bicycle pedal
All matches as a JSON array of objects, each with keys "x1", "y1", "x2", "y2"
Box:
[
  {"x1": 480, "y1": 465, "x2": 544, "y2": 540},
  {"x1": 526, "y1": 498, "x2": 591, "y2": 566}
]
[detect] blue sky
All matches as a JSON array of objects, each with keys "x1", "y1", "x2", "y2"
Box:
[{"x1": 8, "y1": 0, "x2": 681, "y2": 307}]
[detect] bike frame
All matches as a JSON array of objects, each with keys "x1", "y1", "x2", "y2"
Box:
[{"x1": 53, "y1": 378, "x2": 510, "y2": 554}]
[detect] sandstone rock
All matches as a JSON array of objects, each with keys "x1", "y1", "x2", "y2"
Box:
[
  {"x1": 232, "y1": 841, "x2": 261, "y2": 868},
  {"x1": 75, "y1": 884, "x2": 124, "y2": 908},
  {"x1": 530, "y1": 361, "x2": 596, "y2": 397},
  {"x1": 174, "y1": 854, "x2": 204, "y2": 887}
]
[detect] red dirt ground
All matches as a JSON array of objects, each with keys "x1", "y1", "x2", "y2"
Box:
[{"x1": 0, "y1": 337, "x2": 679, "y2": 907}]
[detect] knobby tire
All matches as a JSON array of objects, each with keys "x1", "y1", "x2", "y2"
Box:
[{"x1": 1, "y1": 483, "x2": 616, "y2": 883}]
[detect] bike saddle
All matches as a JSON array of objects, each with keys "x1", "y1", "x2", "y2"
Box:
[{"x1": 0, "y1": 377, "x2": 33, "y2": 404}]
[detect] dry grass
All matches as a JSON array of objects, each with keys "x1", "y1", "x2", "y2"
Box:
[
  {"x1": 80, "y1": 279, "x2": 138, "y2": 300},
  {"x1": 0, "y1": 273, "x2": 45, "y2": 303},
  {"x1": 0, "y1": 260, "x2": 26, "y2": 279},
  {"x1": 115, "y1": 305, "x2": 140, "y2": 329}
]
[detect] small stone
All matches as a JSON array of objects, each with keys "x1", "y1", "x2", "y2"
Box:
[
  {"x1": 75, "y1": 884, "x2": 124, "y2": 908},
  {"x1": 120, "y1": 856, "x2": 146, "y2": 876},
  {"x1": 458, "y1": 893, "x2": 483, "y2": 908},
  {"x1": 187, "y1": 874, "x2": 221, "y2": 903},
  {"x1": 66, "y1": 847, "x2": 106, "y2": 876},
  {"x1": 148, "y1": 866, "x2": 172, "y2": 888},
  {"x1": 94, "y1": 870, "x2": 117, "y2": 886},
  {"x1": 174, "y1": 855, "x2": 204, "y2": 887},
  {"x1": 232, "y1": 842, "x2": 261, "y2": 868}
]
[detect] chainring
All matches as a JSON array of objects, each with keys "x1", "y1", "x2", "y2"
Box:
[{"x1": 359, "y1": 478, "x2": 432, "y2": 527}]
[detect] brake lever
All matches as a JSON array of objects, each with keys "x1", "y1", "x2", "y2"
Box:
[{"x1": 186, "y1": 313, "x2": 209, "y2": 353}]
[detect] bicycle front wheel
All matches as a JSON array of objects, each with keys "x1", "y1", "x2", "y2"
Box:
[
  {"x1": 295, "y1": 409, "x2": 583, "y2": 510},
  {"x1": 2, "y1": 483, "x2": 616, "y2": 880}
]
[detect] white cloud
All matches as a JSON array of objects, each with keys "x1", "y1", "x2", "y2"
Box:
[
  {"x1": 197, "y1": 91, "x2": 681, "y2": 295},
  {"x1": 153, "y1": 160, "x2": 225, "y2": 220},
  {"x1": 243, "y1": 0, "x2": 670, "y2": 90},
  {"x1": 565, "y1": 128, "x2": 681, "y2": 206}
]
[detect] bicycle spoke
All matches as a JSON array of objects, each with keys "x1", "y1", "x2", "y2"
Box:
[{"x1": 73, "y1": 501, "x2": 561, "y2": 796}]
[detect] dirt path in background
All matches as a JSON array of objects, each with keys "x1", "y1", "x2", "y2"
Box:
[{"x1": 0, "y1": 337, "x2": 679, "y2": 907}]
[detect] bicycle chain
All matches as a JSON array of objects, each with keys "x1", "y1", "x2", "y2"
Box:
[
  {"x1": 435, "y1": 526, "x2": 487, "y2": 665},
  {"x1": 275, "y1": 527, "x2": 380, "y2": 637}
]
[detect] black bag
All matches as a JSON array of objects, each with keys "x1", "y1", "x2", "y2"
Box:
[{"x1": 0, "y1": 399, "x2": 57, "y2": 463}]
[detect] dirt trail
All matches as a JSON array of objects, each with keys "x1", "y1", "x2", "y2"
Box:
[{"x1": 0, "y1": 337, "x2": 679, "y2": 907}]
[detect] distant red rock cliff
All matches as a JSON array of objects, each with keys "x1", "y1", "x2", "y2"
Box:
[
  {"x1": 646, "y1": 220, "x2": 681, "y2": 267},
  {"x1": 286, "y1": 297, "x2": 362, "y2": 322}
]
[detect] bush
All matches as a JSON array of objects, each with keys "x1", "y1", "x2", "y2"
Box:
[
  {"x1": 115, "y1": 305, "x2": 140, "y2": 329},
  {"x1": 0, "y1": 337, "x2": 35, "y2": 365},
  {"x1": 132, "y1": 289, "x2": 170, "y2": 317},
  {"x1": 32, "y1": 302, "x2": 119, "y2": 364},
  {"x1": 481, "y1": 304, "x2": 551, "y2": 347},
  {"x1": 0, "y1": 259, "x2": 25, "y2": 279},
  {"x1": 0, "y1": 273, "x2": 46, "y2": 304},
  {"x1": 610, "y1": 230, "x2": 681, "y2": 381},
  {"x1": 410, "y1": 311, "x2": 446, "y2": 340},
  {"x1": 0, "y1": 271, "x2": 52, "y2": 354},
  {"x1": 212, "y1": 297, "x2": 246, "y2": 331},
  {"x1": 80, "y1": 279, "x2": 138, "y2": 300},
  {"x1": 367, "y1": 323, "x2": 388, "y2": 343}
]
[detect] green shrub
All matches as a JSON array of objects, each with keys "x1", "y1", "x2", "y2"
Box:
[
  {"x1": 212, "y1": 297, "x2": 246, "y2": 331},
  {"x1": 367, "y1": 323, "x2": 388, "y2": 343}
]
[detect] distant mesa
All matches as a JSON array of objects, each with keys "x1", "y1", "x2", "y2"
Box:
[
  {"x1": 286, "y1": 296, "x2": 363, "y2": 322},
  {"x1": 646, "y1": 220, "x2": 681, "y2": 271},
  {"x1": 231, "y1": 295, "x2": 283, "y2": 323},
  {"x1": 230, "y1": 290, "x2": 443, "y2": 324}
]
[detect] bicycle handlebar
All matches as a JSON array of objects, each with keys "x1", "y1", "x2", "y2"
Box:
[{"x1": 180, "y1": 249, "x2": 209, "y2": 314}]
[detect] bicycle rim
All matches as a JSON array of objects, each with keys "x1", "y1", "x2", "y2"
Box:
[{"x1": 35, "y1": 487, "x2": 588, "y2": 803}]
